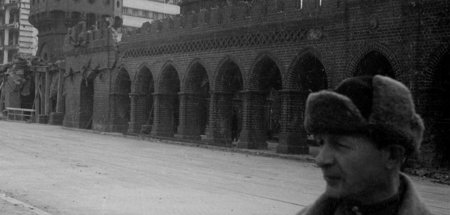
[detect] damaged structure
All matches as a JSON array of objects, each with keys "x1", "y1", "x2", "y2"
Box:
[
  {"x1": 0, "y1": 57, "x2": 34, "y2": 115},
  {"x1": 28, "y1": 0, "x2": 450, "y2": 167}
]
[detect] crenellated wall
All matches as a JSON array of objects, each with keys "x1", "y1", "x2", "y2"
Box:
[{"x1": 122, "y1": 0, "x2": 342, "y2": 44}]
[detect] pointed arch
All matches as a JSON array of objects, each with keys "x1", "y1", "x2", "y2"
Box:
[
  {"x1": 286, "y1": 49, "x2": 327, "y2": 91},
  {"x1": 247, "y1": 52, "x2": 283, "y2": 91},
  {"x1": 178, "y1": 59, "x2": 210, "y2": 138},
  {"x1": 347, "y1": 43, "x2": 401, "y2": 78},
  {"x1": 152, "y1": 61, "x2": 180, "y2": 137},
  {"x1": 239, "y1": 52, "x2": 283, "y2": 149},
  {"x1": 183, "y1": 59, "x2": 209, "y2": 93},
  {"x1": 112, "y1": 68, "x2": 131, "y2": 133},
  {"x1": 354, "y1": 51, "x2": 395, "y2": 77},
  {"x1": 134, "y1": 64, "x2": 154, "y2": 94},
  {"x1": 157, "y1": 61, "x2": 180, "y2": 94},
  {"x1": 214, "y1": 56, "x2": 244, "y2": 92},
  {"x1": 208, "y1": 56, "x2": 244, "y2": 145},
  {"x1": 130, "y1": 63, "x2": 155, "y2": 134}
]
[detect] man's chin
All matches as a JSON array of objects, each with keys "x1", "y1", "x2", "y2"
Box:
[{"x1": 323, "y1": 185, "x2": 344, "y2": 198}]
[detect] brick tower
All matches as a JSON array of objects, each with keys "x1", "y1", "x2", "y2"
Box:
[
  {"x1": 29, "y1": 0, "x2": 122, "y2": 62},
  {"x1": 28, "y1": 0, "x2": 122, "y2": 124}
]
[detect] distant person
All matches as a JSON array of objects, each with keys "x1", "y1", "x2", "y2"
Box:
[{"x1": 298, "y1": 75, "x2": 433, "y2": 215}]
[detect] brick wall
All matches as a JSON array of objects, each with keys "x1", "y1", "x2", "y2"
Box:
[{"x1": 59, "y1": 0, "x2": 450, "y2": 166}]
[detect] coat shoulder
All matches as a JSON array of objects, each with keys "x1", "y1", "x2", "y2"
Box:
[{"x1": 296, "y1": 206, "x2": 310, "y2": 215}]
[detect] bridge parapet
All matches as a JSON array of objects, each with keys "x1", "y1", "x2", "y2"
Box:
[{"x1": 121, "y1": 0, "x2": 338, "y2": 43}]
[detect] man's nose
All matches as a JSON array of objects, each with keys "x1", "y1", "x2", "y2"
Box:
[{"x1": 315, "y1": 144, "x2": 334, "y2": 168}]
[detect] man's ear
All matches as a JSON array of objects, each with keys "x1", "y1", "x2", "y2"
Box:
[{"x1": 383, "y1": 145, "x2": 406, "y2": 170}]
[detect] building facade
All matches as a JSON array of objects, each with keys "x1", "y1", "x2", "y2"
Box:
[
  {"x1": 0, "y1": 0, "x2": 38, "y2": 64},
  {"x1": 31, "y1": 0, "x2": 450, "y2": 167},
  {"x1": 122, "y1": 0, "x2": 180, "y2": 31}
]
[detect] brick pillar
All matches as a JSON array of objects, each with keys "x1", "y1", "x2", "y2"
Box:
[
  {"x1": 109, "y1": 93, "x2": 120, "y2": 132},
  {"x1": 277, "y1": 90, "x2": 309, "y2": 154},
  {"x1": 49, "y1": 68, "x2": 65, "y2": 125},
  {"x1": 238, "y1": 90, "x2": 267, "y2": 149},
  {"x1": 34, "y1": 72, "x2": 40, "y2": 123},
  {"x1": 140, "y1": 92, "x2": 154, "y2": 134},
  {"x1": 128, "y1": 93, "x2": 146, "y2": 134},
  {"x1": 38, "y1": 73, "x2": 48, "y2": 124},
  {"x1": 206, "y1": 91, "x2": 233, "y2": 146},
  {"x1": 44, "y1": 71, "x2": 51, "y2": 115},
  {"x1": 151, "y1": 93, "x2": 177, "y2": 137},
  {"x1": 177, "y1": 92, "x2": 201, "y2": 140}
]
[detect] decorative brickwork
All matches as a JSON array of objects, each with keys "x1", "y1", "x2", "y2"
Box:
[{"x1": 123, "y1": 28, "x2": 310, "y2": 59}]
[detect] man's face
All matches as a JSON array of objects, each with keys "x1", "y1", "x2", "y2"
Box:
[{"x1": 314, "y1": 134, "x2": 389, "y2": 200}]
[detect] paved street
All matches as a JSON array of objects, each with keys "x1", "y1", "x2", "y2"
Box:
[{"x1": 0, "y1": 121, "x2": 449, "y2": 215}]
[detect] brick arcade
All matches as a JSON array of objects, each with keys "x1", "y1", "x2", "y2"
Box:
[{"x1": 30, "y1": 0, "x2": 450, "y2": 167}]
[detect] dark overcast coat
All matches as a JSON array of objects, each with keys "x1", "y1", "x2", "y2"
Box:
[{"x1": 297, "y1": 174, "x2": 433, "y2": 215}]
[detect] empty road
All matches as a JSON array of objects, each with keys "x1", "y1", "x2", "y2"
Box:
[{"x1": 0, "y1": 121, "x2": 449, "y2": 215}]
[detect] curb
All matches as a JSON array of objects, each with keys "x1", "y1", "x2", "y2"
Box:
[{"x1": 62, "y1": 127, "x2": 316, "y2": 163}]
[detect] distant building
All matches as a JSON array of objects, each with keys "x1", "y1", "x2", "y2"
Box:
[
  {"x1": 0, "y1": 0, "x2": 38, "y2": 64},
  {"x1": 122, "y1": 0, "x2": 180, "y2": 31}
]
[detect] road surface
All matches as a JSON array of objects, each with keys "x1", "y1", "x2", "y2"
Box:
[{"x1": 0, "y1": 121, "x2": 449, "y2": 215}]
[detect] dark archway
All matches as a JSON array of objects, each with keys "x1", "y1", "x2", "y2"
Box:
[
  {"x1": 20, "y1": 79, "x2": 35, "y2": 110},
  {"x1": 211, "y1": 59, "x2": 243, "y2": 145},
  {"x1": 132, "y1": 66, "x2": 154, "y2": 134},
  {"x1": 294, "y1": 54, "x2": 327, "y2": 93},
  {"x1": 256, "y1": 57, "x2": 282, "y2": 143},
  {"x1": 240, "y1": 56, "x2": 282, "y2": 149},
  {"x1": 180, "y1": 62, "x2": 210, "y2": 139},
  {"x1": 80, "y1": 77, "x2": 94, "y2": 129},
  {"x1": 279, "y1": 53, "x2": 327, "y2": 153},
  {"x1": 153, "y1": 64, "x2": 180, "y2": 137},
  {"x1": 355, "y1": 51, "x2": 395, "y2": 77},
  {"x1": 430, "y1": 51, "x2": 450, "y2": 167},
  {"x1": 113, "y1": 69, "x2": 131, "y2": 133}
]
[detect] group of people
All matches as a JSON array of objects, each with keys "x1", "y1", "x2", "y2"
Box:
[{"x1": 298, "y1": 75, "x2": 434, "y2": 215}]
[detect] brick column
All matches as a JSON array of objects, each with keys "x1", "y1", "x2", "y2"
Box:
[
  {"x1": 206, "y1": 91, "x2": 233, "y2": 146},
  {"x1": 44, "y1": 71, "x2": 51, "y2": 115},
  {"x1": 176, "y1": 92, "x2": 201, "y2": 140},
  {"x1": 140, "y1": 103, "x2": 154, "y2": 134},
  {"x1": 127, "y1": 93, "x2": 146, "y2": 134},
  {"x1": 151, "y1": 93, "x2": 177, "y2": 137},
  {"x1": 38, "y1": 73, "x2": 48, "y2": 124},
  {"x1": 108, "y1": 93, "x2": 121, "y2": 132},
  {"x1": 49, "y1": 68, "x2": 65, "y2": 125},
  {"x1": 277, "y1": 90, "x2": 309, "y2": 154},
  {"x1": 34, "y1": 72, "x2": 40, "y2": 123},
  {"x1": 238, "y1": 90, "x2": 267, "y2": 149}
]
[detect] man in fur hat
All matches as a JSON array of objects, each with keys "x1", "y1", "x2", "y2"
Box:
[{"x1": 298, "y1": 75, "x2": 433, "y2": 215}]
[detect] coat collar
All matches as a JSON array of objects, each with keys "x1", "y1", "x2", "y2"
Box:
[{"x1": 298, "y1": 173, "x2": 433, "y2": 215}]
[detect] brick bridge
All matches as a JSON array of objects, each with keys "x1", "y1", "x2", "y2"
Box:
[{"x1": 58, "y1": 0, "x2": 449, "y2": 165}]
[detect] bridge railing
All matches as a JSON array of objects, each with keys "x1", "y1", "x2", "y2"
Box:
[{"x1": 4, "y1": 107, "x2": 35, "y2": 122}]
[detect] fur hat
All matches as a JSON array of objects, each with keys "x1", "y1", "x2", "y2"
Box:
[{"x1": 304, "y1": 75, "x2": 424, "y2": 155}]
